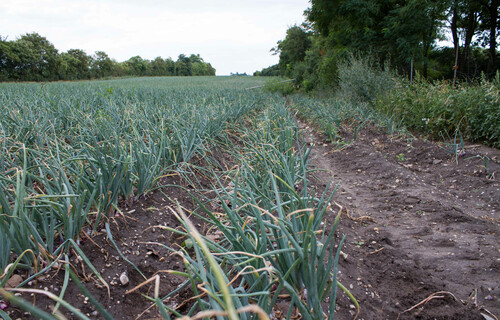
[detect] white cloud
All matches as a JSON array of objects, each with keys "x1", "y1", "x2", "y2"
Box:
[{"x1": 0, "y1": 0, "x2": 309, "y2": 75}]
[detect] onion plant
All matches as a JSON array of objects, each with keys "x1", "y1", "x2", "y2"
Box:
[
  {"x1": 0, "y1": 77, "x2": 353, "y2": 319},
  {"x1": 0, "y1": 77, "x2": 263, "y2": 274},
  {"x1": 161, "y1": 100, "x2": 353, "y2": 319}
]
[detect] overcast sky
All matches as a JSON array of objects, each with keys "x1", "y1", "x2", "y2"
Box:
[{"x1": 0, "y1": 0, "x2": 310, "y2": 75}]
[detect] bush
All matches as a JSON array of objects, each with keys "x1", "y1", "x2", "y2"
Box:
[
  {"x1": 253, "y1": 64, "x2": 280, "y2": 76},
  {"x1": 262, "y1": 78, "x2": 296, "y2": 96},
  {"x1": 375, "y1": 73, "x2": 500, "y2": 147},
  {"x1": 337, "y1": 55, "x2": 396, "y2": 104}
]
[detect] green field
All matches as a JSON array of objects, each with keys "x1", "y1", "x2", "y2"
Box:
[
  {"x1": 0, "y1": 76, "x2": 351, "y2": 320},
  {"x1": 0, "y1": 76, "x2": 269, "y2": 269}
]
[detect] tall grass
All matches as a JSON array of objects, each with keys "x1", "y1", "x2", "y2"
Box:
[
  {"x1": 291, "y1": 55, "x2": 498, "y2": 148},
  {"x1": 374, "y1": 73, "x2": 500, "y2": 147},
  {"x1": 336, "y1": 55, "x2": 396, "y2": 105},
  {"x1": 287, "y1": 94, "x2": 401, "y2": 146}
]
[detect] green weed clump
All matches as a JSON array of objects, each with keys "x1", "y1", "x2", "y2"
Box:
[
  {"x1": 262, "y1": 78, "x2": 296, "y2": 96},
  {"x1": 375, "y1": 74, "x2": 500, "y2": 147},
  {"x1": 300, "y1": 55, "x2": 498, "y2": 148},
  {"x1": 289, "y1": 94, "x2": 385, "y2": 145},
  {"x1": 336, "y1": 55, "x2": 397, "y2": 105}
]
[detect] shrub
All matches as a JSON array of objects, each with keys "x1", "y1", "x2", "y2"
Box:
[
  {"x1": 262, "y1": 78, "x2": 296, "y2": 96},
  {"x1": 337, "y1": 55, "x2": 396, "y2": 105}
]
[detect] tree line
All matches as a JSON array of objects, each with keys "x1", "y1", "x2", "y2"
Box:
[
  {"x1": 256, "y1": 0, "x2": 499, "y2": 89},
  {"x1": 0, "y1": 33, "x2": 216, "y2": 82}
]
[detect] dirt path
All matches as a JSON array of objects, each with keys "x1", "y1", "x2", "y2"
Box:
[{"x1": 300, "y1": 122, "x2": 500, "y2": 319}]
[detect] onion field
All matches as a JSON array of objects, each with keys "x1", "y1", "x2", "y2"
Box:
[{"x1": 0, "y1": 77, "x2": 349, "y2": 320}]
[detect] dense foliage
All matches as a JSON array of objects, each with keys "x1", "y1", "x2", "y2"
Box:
[
  {"x1": 253, "y1": 64, "x2": 280, "y2": 76},
  {"x1": 0, "y1": 33, "x2": 216, "y2": 81},
  {"x1": 374, "y1": 74, "x2": 500, "y2": 147},
  {"x1": 262, "y1": 1, "x2": 499, "y2": 148},
  {"x1": 297, "y1": 54, "x2": 500, "y2": 148},
  {"x1": 269, "y1": 0, "x2": 499, "y2": 89}
]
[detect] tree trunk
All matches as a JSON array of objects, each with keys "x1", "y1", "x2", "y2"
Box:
[
  {"x1": 463, "y1": 9, "x2": 478, "y2": 83},
  {"x1": 423, "y1": 31, "x2": 431, "y2": 79},
  {"x1": 487, "y1": 0, "x2": 499, "y2": 74},
  {"x1": 451, "y1": 1, "x2": 460, "y2": 86}
]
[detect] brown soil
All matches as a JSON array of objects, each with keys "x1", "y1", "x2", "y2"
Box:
[
  {"x1": 301, "y1": 122, "x2": 499, "y2": 320},
  {"x1": 3, "y1": 123, "x2": 499, "y2": 320}
]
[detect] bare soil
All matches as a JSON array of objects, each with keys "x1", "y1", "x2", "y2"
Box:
[
  {"x1": 4, "y1": 122, "x2": 499, "y2": 320},
  {"x1": 301, "y1": 122, "x2": 499, "y2": 320}
]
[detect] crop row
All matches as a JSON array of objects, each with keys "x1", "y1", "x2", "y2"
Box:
[
  {"x1": 0, "y1": 77, "x2": 265, "y2": 272},
  {"x1": 0, "y1": 77, "x2": 352, "y2": 319}
]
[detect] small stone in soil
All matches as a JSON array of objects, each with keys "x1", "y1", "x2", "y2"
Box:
[
  {"x1": 120, "y1": 272, "x2": 129, "y2": 286},
  {"x1": 6, "y1": 274, "x2": 23, "y2": 289}
]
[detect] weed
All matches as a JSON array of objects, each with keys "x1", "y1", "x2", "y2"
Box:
[{"x1": 374, "y1": 73, "x2": 500, "y2": 148}]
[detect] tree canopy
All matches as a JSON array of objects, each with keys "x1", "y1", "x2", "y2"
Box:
[
  {"x1": 268, "y1": 0, "x2": 499, "y2": 89},
  {"x1": 0, "y1": 33, "x2": 216, "y2": 81}
]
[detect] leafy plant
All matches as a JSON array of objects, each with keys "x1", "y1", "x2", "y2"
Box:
[
  {"x1": 337, "y1": 54, "x2": 396, "y2": 105},
  {"x1": 262, "y1": 78, "x2": 296, "y2": 96}
]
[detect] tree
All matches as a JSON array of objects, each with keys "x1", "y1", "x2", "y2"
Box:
[
  {"x1": 271, "y1": 0, "x2": 495, "y2": 90},
  {"x1": 13, "y1": 33, "x2": 60, "y2": 81},
  {"x1": 475, "y1": 0, "x2": 499, "y2": 74},
  {"x1": 175, "y1": 54, "x2": 191, "y2": 76},
  {"x1": 192, "y1": 61, "x2": 208, "y2": 76},
  {"x1": 306, "y1": 0, "x2": 449, "y2": 74},
  {"x1": 165, "y1": 58, "x2": 176, "y2": 75},
  {"x1": 0, "y1": 32, "x2": 217, "y2": 81},
  {"x1": 306, "y1": 0, "x2": 392, "y2": 60},
  {"x1": 58, "y1": 52, "x2": 79, "y2": 80},
  {"x1": 253, "y1": 64, "x2": 280, "y2": 76},
  {"x1": 112, "y1": 61, "x2": 130, "y2": 77},
  {"x1": 151, "y1": 56, "x2": 167, "y2": 76},
  {"x1": 273, "y1": 25, "x2": 311, "y2": 76},
  {"x1": 91, "y1": 51, "x2": 113, "y2": 78},
  {"x1": 206, "y1": 63, "x2": 216, "y2": 75},
  {"x1": 58, "y1": 49, "x2": 92, "y2": 80},
  {"x1": 126, "y1": 56, "x2": 148, "y2": 76},
  {"x1": 66, "y1": 49, "x2": 92, "y2": 79},
  {"x1": 189, "y1": 53, "x2": 203, "y2": 64},
  {"x1": 448, "y1": 0, "x2": 490, "y2": 81},
  {"x1": 384, "y1": 0, "x2": 448, "y2": 78},
  {"x1": 0, "y1": 37, "x2": 21, "y2": 80}
]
